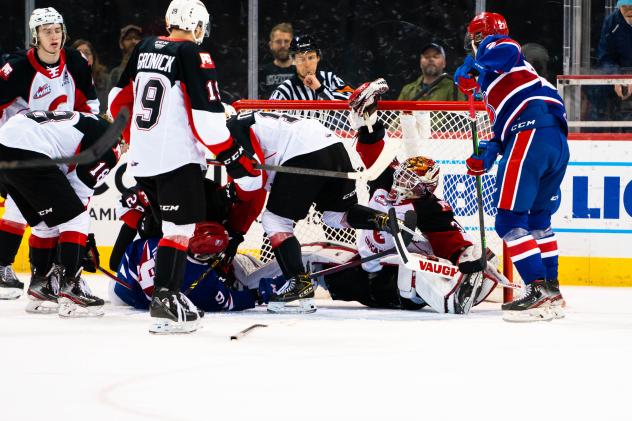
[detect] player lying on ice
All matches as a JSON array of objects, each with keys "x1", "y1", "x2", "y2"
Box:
[
  {"x1": 108, "y1": 179, "x2": 277, "y2": 312},
  {"x1": 0, "y1": 111, "x2": 121, "y2": 317},
  {"x1": 454, "y1": 12, "x2": 568, "y2": 322}
]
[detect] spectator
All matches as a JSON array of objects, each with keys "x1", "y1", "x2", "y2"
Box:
[
  {"x1": 72, "y1": 39, "x2": 110, "y2": 113},
  {"x1": 109, "y1": 24, "x2": 142, "y2": 87},
  {"x1": 259, "y1": 22, "x2": 295, "y2": 99},
  {"x1": 398, "y1": 43, "x2": 464, "y2": 101},
  {"x1": 596, "y1": 0, "x2": 632, "y2": 124},
  {"x1": 270, "y1": 35, "x2": 353, "y2": 100}
]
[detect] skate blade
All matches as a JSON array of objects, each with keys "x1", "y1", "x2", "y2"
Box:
[
  {"x1": 267, "y1": 298, "x2": 317, "y2": 314},
  {"x1": 0, "y1": 288, "x2": 23, "y2": 300},
  {"x1": 58, "y1": 297, "x2": 104, "y2": 318},
  {"x1": 502, "y1": 306, "x2": 554, "y2": 323},
  {"x1": 549, "y1": 304, "x2": 565, "y2": 319},
  {"x1": 25, "y1": 300, "x2": 59, "y2": 314},
  {"x1": 149, "y1": 319, "x2": 200, "y2": 334}
]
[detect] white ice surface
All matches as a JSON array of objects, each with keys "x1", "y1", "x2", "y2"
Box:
[{"x1": 1, "y1": 274, "x2": 631, "y2": 421}]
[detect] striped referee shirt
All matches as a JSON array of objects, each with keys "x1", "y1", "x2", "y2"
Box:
[{"x1": 269, "y1": 70, "x2": 353, "y2": 100}]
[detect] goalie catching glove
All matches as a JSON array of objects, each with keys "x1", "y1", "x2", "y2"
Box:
[
  {"x1": 216, "y1": 142, "x2": 260, "y2": 179},
  {"x1": 348, "y1": 78, "x2": 389, "y2": 130}
]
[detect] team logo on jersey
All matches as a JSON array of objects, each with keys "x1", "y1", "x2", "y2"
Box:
[
  {"x1": 0, "y1": 62, "x2": 13, "y2": 80},
  {"x1": 47, "y1": 66, "x2": 61, "y2": 78},
  {"x1": 33, "y1": 84, "x2": 52, "y2": 99},
  {"x1": 199, "y1": 53, "x2": 215, "y2": 69}
]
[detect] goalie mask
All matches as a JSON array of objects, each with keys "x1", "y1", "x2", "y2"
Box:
[
  {"x1": 467, "y1": 12, "x2": 509, "y2": 48},
  {"x1": 387, "y1": 156, "x2": 439, "y2": 205},
  {"x1": 165, "y1": 0, "x2": 211, "y2": 45},
  {"x1": 188, "y1": 221, "x2": 229, "y2": 263},
  {"x1": 29, "y1": 7, "x2": 66, "y2": 47}
]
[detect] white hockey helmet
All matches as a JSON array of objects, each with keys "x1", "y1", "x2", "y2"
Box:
[
  {"x1": 29, "y1": 7, "x2": 66, "y2": 46},
  {"x1": 165, "y1": 0, "x2": 210, "y2": 45},
  {"x1": 388, "y1": 156, "x2": 440, "y2": 205}
]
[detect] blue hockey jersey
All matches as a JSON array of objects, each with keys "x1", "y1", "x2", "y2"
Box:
[
  {"x1": 473, "y1": 35, "x2": 568, "y2": 143},
  {"x1": 114, "y1": 237, "x2": 256, "y2": 311}
]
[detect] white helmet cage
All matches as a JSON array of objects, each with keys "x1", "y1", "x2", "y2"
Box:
[
  {"x1": 165, "y1": 0, "x2": 211, "y2": 45},
  {"x1": 388, "y1": 156, "x2": 440, "y2": 205},
  {"x1": 29, "y1": 7, "x2": 66, "y2": 47}
]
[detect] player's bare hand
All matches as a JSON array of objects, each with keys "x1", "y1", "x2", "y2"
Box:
[{"x1": 303, "y1": 74, "x2": 321, "y2": 90}]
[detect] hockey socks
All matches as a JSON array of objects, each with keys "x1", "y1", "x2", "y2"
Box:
[
  {"x1": 0, "y1": 221, "x2": 26, "y2": 266},
  {"x1": 154, "y1": 240, "x2": 188, "y2": 292},
  {"x1": 532, "y1": 229, "x2": 559, "y2": 281},
  {"x1": 58, "y1": 232, "x2": 87, "y2": 277},
  {"x1": 28, "y1": 235, "x2": 58, "y2": 275},
  {"x1": 272, "y1": 235, "x2": 305, "y2": 279}
]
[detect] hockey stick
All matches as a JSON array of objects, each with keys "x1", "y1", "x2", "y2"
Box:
[
  {"x1": 412, "y1": 72, "x2": 449, "y2": 100},
  {"x1": 207, "y1": 139, "x2": 399, "y2": 182},
  {"x1": 0, "y1": 108, "x2": 129, "y2": 170},
  {"x1": 96, "y1": 264, "x2": 133, "y2": 290},
  {"x1": 467, "y1": 94, "x2": 487, "y2": 271},
  {"x1": 308, "y1": 247, "x2": 397, "y2": 279},
  {"x1": 230, "y1": 323, "x2": 268, "y2": 340}
]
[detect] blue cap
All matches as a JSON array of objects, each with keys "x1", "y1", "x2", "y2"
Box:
[{"x1": 617, "y1": 0, "x2": 632, "y2": 6}]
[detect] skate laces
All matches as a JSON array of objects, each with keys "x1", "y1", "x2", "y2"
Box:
[
  {"x1": 1, "y1": 265, "x2": 19, "y2": 282},
  {"x1": 171, "y1": 292, "x2": 198, "y2": 323},
  {"x1": 178, "y1": 292, "x2": 199, "y2": 314},
  {"x1": 78, "y1": 277, "x2": 98, "y2": 298},
  {"x1": 276, "y1": 278, "x2": 296, "y2": 295}
]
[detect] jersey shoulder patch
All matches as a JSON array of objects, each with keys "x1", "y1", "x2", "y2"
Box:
[
  {"x1": 0, "y1": 62, "x2": 13, "y2": 80},
  {"x1": 198, "y1": 52, "x2": 215, "y2": 69}
]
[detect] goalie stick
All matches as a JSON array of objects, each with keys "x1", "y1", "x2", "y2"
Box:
[
  {"x1": 207, "y1": 138, "x2": 399, "y2": 182},
  {"x1": 0, "y1": 108, "x2": 129, "y2": 170}
]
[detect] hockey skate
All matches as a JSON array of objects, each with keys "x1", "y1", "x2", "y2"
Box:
[
  {"x1": 58, "y1": 274, "x2": 104, "y2": 318},
  {"x1": 546, "y1": 278, "x2": 565, "y2": 319},
  {"x1": 25, "y1": 265, "x2": 61, "y2": 314},
  {"x1": 0, "y1": 264, "x2": 24, "y2": 300},
  {"x1": 148, "y1": 288, "x2": 202, "y2": 334},
  {"x1": 267, "y1": 273, "x2": 316, "y2": 314},
  {"x1": 502, "y1": 279, "x2": 554, "y2": 322}
]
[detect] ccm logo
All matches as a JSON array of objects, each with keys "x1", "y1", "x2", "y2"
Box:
[
  {"x1": 38, "y1": 208, "x2": 53, "y2": 216},
  {"x1": 511, "y1": 119, "x2": 535, "y2": 131},
  {"x1": 160, "y1": 205, "x2": 180, "y2": 211},
  {"x1": 418, "y1": 260, "x2": 458, "y2": 277}
]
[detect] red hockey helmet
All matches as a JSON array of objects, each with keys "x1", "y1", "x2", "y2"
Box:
[
  {"x1": 188, "y1": 221, "x2": 229, "y2": 262},
  {"x1": 467, "y1": 12, "x2": 509, "y2": 46}
]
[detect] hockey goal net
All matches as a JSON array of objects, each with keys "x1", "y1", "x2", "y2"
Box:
[{"x1": 230, "y1": 100, "x2": 513, "y2": 296}]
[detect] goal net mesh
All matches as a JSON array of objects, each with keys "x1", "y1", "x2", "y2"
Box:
[{"x1": 231, "y1": 100, "x2": 501, "y2": 267}]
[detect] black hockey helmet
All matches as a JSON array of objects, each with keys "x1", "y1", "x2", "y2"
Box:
[{"x1": 290, "y1": 35, "x2": 321, "y2": 56}]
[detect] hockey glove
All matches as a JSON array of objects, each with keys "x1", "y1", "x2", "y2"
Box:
[
  {"x1": 256, "y1": 276, "x2": 282, "y2": 305},
  {"x1": 457, "y1": 245, "x2": 484, "y2": 274},
  {"x1": 82, "y1": 233, "x2": 100, "y2": 273},
  {"x1": 120, "y1": 186, "x2": 150, "y2": 213},
  {"x1": 222, "y1": 230, "x2": 244, "y2": 266},
  {"x1": 454, "y1": 55, "x2": 481, "y2": 95},
  {"x1": 465, "y1": 139, "x2": 502, "y2": 176},
  {"x1": 216, "y1": 143, "x2": 261, "y2": 179}
]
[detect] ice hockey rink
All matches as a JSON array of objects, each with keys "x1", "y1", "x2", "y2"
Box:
[{"x1": 1, "y1": 274, "x2": 630, "y2": 421}]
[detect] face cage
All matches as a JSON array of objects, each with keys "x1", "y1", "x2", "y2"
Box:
[{"x1": 388, "y1": 166, "x2": 437, "y2": 205}]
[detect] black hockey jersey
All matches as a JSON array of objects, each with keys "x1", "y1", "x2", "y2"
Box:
[
  {"x1": 109, "y1": 36, "x2": 231, "y2": 177},
  {"x1": 0, "y1": 48, "x2": 99, "y2": 125}
]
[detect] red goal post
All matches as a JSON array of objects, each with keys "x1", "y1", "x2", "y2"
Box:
[{"x1": 232, "y1": 100, "x2": 515, "y2": 302}]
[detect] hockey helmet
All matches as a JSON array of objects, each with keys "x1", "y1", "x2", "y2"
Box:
[
  {"x1": 165, "y1": 0, "x2": 211, "y2": 45},
  {"x1": 29, "y1": 7, "x2": 66, "y2": 47},
  {"x1": 388, "y1": 156, "x2": 439, "y2": 205},
  {"x1": 467, "y1": 12, "x2": 509, "y2": 47},
  {"x1": 290, "y1": 35, "x2": 321, "y2": 57},
  {"x1": 188, "y1": 221, "x2": 229, "y2": 263}
]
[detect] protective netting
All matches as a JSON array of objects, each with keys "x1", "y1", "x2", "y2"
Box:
[{"x1": 232, "y1": 101, "x2": 500, "y2": 263}]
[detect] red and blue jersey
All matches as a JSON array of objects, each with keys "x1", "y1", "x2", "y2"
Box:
[{"x1": 474, "y1": 35, "x2": 567, "y2": 143}]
